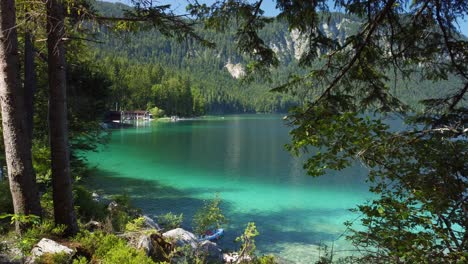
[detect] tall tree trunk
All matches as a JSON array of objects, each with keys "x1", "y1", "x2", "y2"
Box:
[
  {"x1": 0, "y1": 0, "x2": 42, "y2": 233},
  {"x1": 47, "y1": 0, "x2": 78, "y2": 236},
  {"x1": 24, "y1": 31, "x2": 36, "y2": 143}
]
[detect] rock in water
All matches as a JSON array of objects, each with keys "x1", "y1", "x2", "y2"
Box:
[
  {"x1": 26, "y1": 238, "x2": 74, "y2": 264},
  {"x1": 163, "y1": 228, "x2": 198, "y2": 250}
]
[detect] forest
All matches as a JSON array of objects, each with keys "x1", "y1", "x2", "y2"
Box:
[
  {"x1": 92, "y1": 1, "x2": 461, "y2": 116},
  {"x1": 0, "y1": 0, "x2": 466, "y2": 264}
]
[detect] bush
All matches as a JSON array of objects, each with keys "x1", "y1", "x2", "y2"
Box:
[
  {"x1": 74, "y1": 231, "x2": 155, "y2": 264},
  {"x1": 32, "y1": 143, "x2": 52, "y2": 185},
  {"x1": 157, "y1": 212, "x2": 183, "y2": 230},
  {"x1": 73, "y1": 186, "x2": 107, "y2": 222},
  {"x1": 149, "y1": 106, "x2": 165, "y2": 118},
  {"x1": 107, "y1": 194, "x2": 140, "y2": 232},
  {"x1": 256, "y1": 255, "x2": 278, "y2": 264},
  {"x1": 72, "y1": 256, "x2": 88, "y2": 264},
  {"x1": 125, "y1": 217, "x2": 146, "y2": 232},
  {"x1": 101, "y1": 243, "x2": 155, "y2": 264},
  {"x1": 108, "y1": 211, "x2": 131, "y2": 233},
  {"x1": 40, "y1": 191, "x2": 55, "y2": 219},
  {"x1": 192, "y1": 194, "x2": 226, "y2": 235},
  {"x1": 15, "y1": 220, "x2": 66, "y2": 254},
  {"x1": 236, "y1": 222, "x2": 259, "y2": 261},
  {"x1": 36, "y1": 252, "x2": 72, "y2": 264}
]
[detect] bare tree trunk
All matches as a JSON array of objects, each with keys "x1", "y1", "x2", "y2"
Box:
[
  {"x1": 0, "y1": 0, "x2": 41, "y2": 233},
  {"x1": 46, "y1": 0, "x2": 78, "y2": 236},
  {"x1": 24, "y1": 31, "x2": 36, "y2": 144}
]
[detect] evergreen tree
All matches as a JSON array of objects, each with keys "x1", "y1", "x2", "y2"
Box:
[
  {"x1": 46, "y1": 0, "x2": 78, "y2": 236},
  {"x1": 0, "y1": 0, "x2": 42, "y2": 233},
  {"x1": 192, "y1": 0, "x2": 467, "y2": 261}
]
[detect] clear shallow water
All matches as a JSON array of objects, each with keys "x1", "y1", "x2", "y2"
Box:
[{"x1": 84, "y1": 115, "x2": 371, "y2": 262}]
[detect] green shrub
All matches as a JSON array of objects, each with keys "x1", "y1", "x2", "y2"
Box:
[
  {"x1": 107, "y1": 194, "x2": 140, "y2": 232},
  {"x1": 192, "y1": 194, "x2": 226, "y2": 235},
  {"x1": 73, "y1": 185, "x2": 107, "y2": 222},
  {"x1": 256, "y1": 255, "x2": 278, "y2": 264},
  {"x1": 72, "y1": 256, "x2": 88, "y2": 264},
  {"x1": 32, "y1": 143, "x2": 52, "y2": 185},
  {"x1": 17, "y1": 220, "x2": 66, "y2": 254},
  {"x1": 125, "y1": 217, "x2": 146, "y2": 232},
  {"x1": 74, "y1": 231, "x2": 155, "y2": 264},
  {"x1": 109, "y1": 211, "x2": 131, "y2": 232},
  {"x1": 36, "y1": 252, "x2": 72, "y2": 264},
  {"x1": 149, "y1": 106, "x2": 165, "y2": 118},
  {"x1": 40, "y1": 191, "x2": 55, "y2": 219},
  {"x1": 102, "y1": 243, "x2": 155, "y2": 264},
  {"x1": 236, "y1": 222, "x2": 259, "y2": 262},
  {"x1": 112, "y1": 194, "x2": 132, "y2": 209},
  {"x1": 74, "y1": 231, "x2": 121, "y2": 259},
  {"x1": 157, "y1": 212, "x2": 183, "y2": 230}
]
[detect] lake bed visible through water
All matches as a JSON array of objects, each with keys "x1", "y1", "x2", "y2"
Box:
[{"x1": 84, "y1": 115, "x2": 370, "y2": 263}]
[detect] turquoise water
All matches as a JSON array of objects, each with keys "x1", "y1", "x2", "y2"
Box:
[{"x1": 84, "y1": 115, "x2": 370, "y2": 262}]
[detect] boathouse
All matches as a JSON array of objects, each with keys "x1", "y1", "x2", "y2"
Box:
[{"x1": 104, "y1": 110, "x2": 152, "y2": 122}]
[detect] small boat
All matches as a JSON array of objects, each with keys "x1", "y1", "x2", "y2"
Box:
[{"x1": 199, "y1": 228, "x2": 224, "y2": 241}]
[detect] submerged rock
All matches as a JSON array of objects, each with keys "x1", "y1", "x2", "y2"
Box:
[
  {"x1": 163, "y1": 228, "x2": 198, "y2": 250},
  {"x1": 26, "y1": 238, "x2": 74, "y2": 264}
]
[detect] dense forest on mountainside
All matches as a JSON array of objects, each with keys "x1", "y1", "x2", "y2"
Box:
[{"x1": 91, "y1": 1, "x2": 460, "y2": 115}]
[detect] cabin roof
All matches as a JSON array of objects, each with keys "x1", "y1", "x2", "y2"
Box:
[{"x1": 121, "y1": 110, "x2": 149, "y2": 114}]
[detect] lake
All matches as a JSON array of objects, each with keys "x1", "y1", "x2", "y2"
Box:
[{"x1": 84, "y1": 115, "x2": 371, "y2": 263}]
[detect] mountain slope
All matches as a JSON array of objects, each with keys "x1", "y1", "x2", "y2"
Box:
[{"x1": 91, "y1": 1, "x2": 454, "y2": 114}]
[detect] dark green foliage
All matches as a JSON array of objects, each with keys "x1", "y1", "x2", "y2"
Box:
[
  {"x1": 188, "y1": 0, "x2": 467, "y2": 262},
  {"x1": 0, "y1": 180, "x2": 13, "y2": 233},
  {"x1": 73, "y1": 186, "x2": 107, "y2": 222},
  {"x1": 0, "y1": 180, "x2": 13, "y2": 216},
  {"x1": 107, "y1": 194, "x2": 141, "y2": 232},
  {"x1": 157, "y1": 212, "x2": 183, "y2": 231}
]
